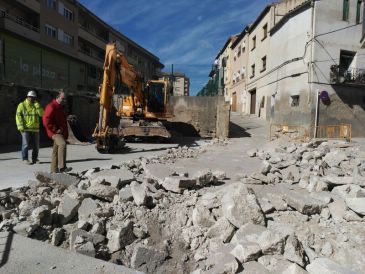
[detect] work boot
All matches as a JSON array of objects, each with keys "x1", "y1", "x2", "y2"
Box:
[
  {"x1": 23, "y1": 159, "x2": 32, "y2": 165},
  {"x1": 32, "y1": 159, "x2": 40, "y2": 164},
  {"x1": 59, "y1": 166, "x2": 72, "y2": 173}
]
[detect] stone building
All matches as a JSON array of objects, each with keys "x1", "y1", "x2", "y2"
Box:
[{"x1": 161, "y1": 72, "x2": 190, "y2": 96}]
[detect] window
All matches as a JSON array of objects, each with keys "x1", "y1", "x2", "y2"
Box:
[
  {"x1": 251, "y1": 64, "x2": 255, "y2": 78},
  {"x1": 339, "y1": 50, "x2": 356, "y2": 76},
  {"x1": 62, "y1": 33, "x2": 73, "y2": 45},
  {"x1": 237, "y1": 45, "x2": 241, "y2": 57},
  {"x1": 45, "y1": 24, "x2": 56, "y2": 38},
  {"x1": 261, "y1": 56, "x2": 267, "y2": 72},
  {"x1": 252, "y1": 36, "x2": 256, "y2": 50},
  {"x1": 356, "y1": 0, "x2": 362, "y2": 24},
  {"x1": 343, "y1": 0, "x2": 349, "y2": 21},
  {"x1": 46, "y1": 0, "x2": 56, "y2": 9},
  {"x1": 290, "y1": 95, "x2": 300, "y2": 107},
  {"x1": 262, "y1": 24, "x2": 268, "y2": 40},
  {"x1": 242, "y1": 41, "x2": 246, "y2": 53},
  {"x1": 241, "y1": 67, "x2": 245, "y2": 77},
  {"x1": 63, "y1": 7, "x2": 73, "y2": 21}
]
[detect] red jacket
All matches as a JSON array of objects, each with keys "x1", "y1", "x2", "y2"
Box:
[{"x1": 42, "y1": 99, "x2": 68, "y2": 139}]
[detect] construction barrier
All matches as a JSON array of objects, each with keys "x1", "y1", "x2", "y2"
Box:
[
  {"x1": 269, "y1": 124, "x2": 310, "y2": 142},
  {"x1": 312, "y1": 124, "x2": 352, "y2": 141}
]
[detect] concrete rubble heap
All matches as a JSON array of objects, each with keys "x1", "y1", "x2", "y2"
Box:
[{"x1": 0, "y1": 139, "x2": 364, "y2": 274}]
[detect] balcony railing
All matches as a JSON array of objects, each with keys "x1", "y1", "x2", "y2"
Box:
[
  {"x1": 0, "y1": 10, "x2": 39, "y2": 33},
  {"x1": 330, "y1": 65, "x2": 365, "y2": 85}
]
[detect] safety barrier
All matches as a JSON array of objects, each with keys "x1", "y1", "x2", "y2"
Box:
[
  {"x1": 269, "y1": 124, "x2": 310, "y2": 142},
  {"x1": 312, "y1": 124, "x2": 351, "y2": 141}
]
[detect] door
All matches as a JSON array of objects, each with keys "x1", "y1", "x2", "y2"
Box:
[
  {"x1": 250, "y1": 90, "x2": 256, "y2": 114},
  {"x1": 232, "y1": 92, "x2": 237, "y2": 112}
]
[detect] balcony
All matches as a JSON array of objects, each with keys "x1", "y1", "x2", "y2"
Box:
[
  {"x1": 0, "y1": 11, "x2": 40, "y2": 42},
  {"x1": 16, "y1": 0, "x2": 40, "y2": 13},
  {"x1": 78, "y1": 27, "x2": 108, "y2": 50},
  {"x1": 330, "y1": 65, "x2": 365, "y2": 85},
  {"x1": 77, "y1": 49, "x2": 103, "y2": 67}
]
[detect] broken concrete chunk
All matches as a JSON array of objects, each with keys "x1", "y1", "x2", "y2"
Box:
[
  {"x1": 230, "y1": 241, "x2": 262, "y2": 263},
  {"x1": 345, "y1": 197, "x2": 365, "y2": 216},
  {"x1": 283, "y1": 190, "x2": 325, "y2": 215},
  {"x1": 35, "y1": 171, "x2": 80, "y2": 187},
  {"x1": 323, "y1": 151, "x2": 348, "y2": 167},
  {"x1": 12, "y1": 221, "x2": 38, "y2": 236},
  {"x1": 281, "y1": 263, "x2": 309, "y2": 274},
  {"x1": 205, "y1": 252, "x2": 239, "y2": 274},
  {"x1": 192, "y1": 206, "x2": 215, "y2": 228},
  {"x1": 78, "y1": 198, "x2": 99, "y2": 220},
  {"x1": 58, "y1": 194, "x2": 81, "y2": 225},
  {"x1": 131, "y1": 181, "x2": 148, "y2": 206},
  {"x1": 74, "y1": 241, "x2": 95, "y2": 258},
  {"x1": 284, "y1": 235, "x2": 307, "y2": 267},
  {"x1": 162, "y1": 176, "x2": 197, "y2": 193},
  {"x1": 242, "y1": 261, "x2": 270, "y2": 274},
  {"x1": 51, "y1": 227, "x2": 65, "y2": 246},
  {"x1": 306, "y1": 258, "x2": 358, "y2": 274},
  {"x1": 107, "y1": 221, "x2": 135, "y2": 253},
  {"x1": 332, "y1": 184, "x2": 365, "y2": 199},
  {"x1": 87, "y1": 184, "x2": 117, "y2": 202},
  {"x1": 193, "y1": 169, "x2": 214, "y2": 187},
  {"x1": 206, "y1": 217, "x2": 235, "y2": 243},
  {"x1": 221, "y1": 183, "x2": 265, "y2": 228},
  {"x1": 70, "y1": 229, "x2": 105, "y2": 249},
  {"x1": 257, "y1": 230, "x2": 287, "y2": 255},
  {"x1": 131, "y1": 245, "x2": 167, "y2": 273},
  {"x1": 31, "y1": 205, "x2": 51, "y2": 225},
  {"x1": 230, "y1": 223, "x2": 268, "y2": 244},
  {"x1": 118, "y1": 185, "x2": 133, "y2": 202}
]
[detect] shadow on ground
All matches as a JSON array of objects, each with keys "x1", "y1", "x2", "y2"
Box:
[{"x1": 229, "y1": 121, "x2": 251, "y2": 138}]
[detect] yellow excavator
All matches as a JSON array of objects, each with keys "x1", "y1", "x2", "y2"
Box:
[{"x1": 92, "y1": 42, "x2": 173, "y2": 153}]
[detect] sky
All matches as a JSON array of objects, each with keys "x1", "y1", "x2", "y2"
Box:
[{"x1": 78, "y1": 0, "x2": 272, "y2": 95}]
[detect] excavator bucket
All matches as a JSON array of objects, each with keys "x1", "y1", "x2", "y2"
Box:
[
  {"x1": 119, "y1": 119, "x2": 171, "y2": 140},
  {"x1": 67, "y1": 115, "x2": 91, "y2": 145}
]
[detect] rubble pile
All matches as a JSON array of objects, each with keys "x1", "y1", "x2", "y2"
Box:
[{"x1": 0, "y1": 139, "x2": 364, "y2": 274}]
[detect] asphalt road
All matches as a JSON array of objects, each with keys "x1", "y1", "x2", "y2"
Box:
[{"x1": 0, "y1": 138, "x2": 205, "y2": 189}]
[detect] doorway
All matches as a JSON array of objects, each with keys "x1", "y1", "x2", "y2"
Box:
[
  {"x1": 250, "y1": 89, "x2": 256, "y2": 114},
  {"x1": 232, "y1": 92, "x2": 237, "y2": 112}
]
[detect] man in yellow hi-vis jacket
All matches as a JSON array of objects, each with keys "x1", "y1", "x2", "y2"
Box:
[{"x1": 16, "y1": 90, "x2": 44, "y2": 164}]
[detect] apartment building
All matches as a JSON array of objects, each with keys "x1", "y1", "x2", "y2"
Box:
[
  {"x1": 229, "y1": 27, "x2": 249, "y2": 112},
  {"x1": 269, "y1": 0, "x2": 365, "y2": 136},
  {"x1": 0, "y1": 0, "x2": 163, "y2": 94},
  {"x1": 161, "y1": 72, "x2": 190, "y2": 96}
]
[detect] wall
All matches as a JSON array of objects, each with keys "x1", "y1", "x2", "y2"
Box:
[
  {"x1": 247, "y1": 8, "x2": 274, "y2": 118},
  {"x1": 269, "y1": 5, "x2": 314, "y2": 127},
  {"x1": 312, "y1": 0, "x2": 365, "y2": 137},
  {"x1": 0, "y1": 33, "x2": 87, "y2": 91},
  {"x1": 170, "y1": 96, "x2": 230, "y2": 138}
]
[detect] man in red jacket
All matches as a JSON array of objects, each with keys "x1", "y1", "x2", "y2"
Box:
[{"x1": 43, "y1": 90, "x2": 72, "y2": 173}]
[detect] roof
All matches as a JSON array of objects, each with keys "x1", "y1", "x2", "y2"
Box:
[
  {"x1": 215, "y1": 35, "x2": 238, "y2": 59},
  {"x1": 231, "y1": 26, "x2": 249, "y2": 48},
  {"x1": 270, "y1": 0, "x2": 312, "y2": 35},
  {"x1": 248, "y1": 4, "x2": 273, "y2": 33}
]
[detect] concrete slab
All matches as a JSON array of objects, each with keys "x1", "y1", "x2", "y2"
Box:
[{"x1": 0, "y1": 232, "x2": 143, "y2": 274}]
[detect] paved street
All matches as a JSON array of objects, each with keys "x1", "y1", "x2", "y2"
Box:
[{"x1": 0, "y1": 138, "x2": 205, "y2": 189}]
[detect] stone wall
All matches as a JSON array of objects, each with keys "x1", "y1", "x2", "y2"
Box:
[{"x1": 170, "y1": 96, "x2": 230, "y2": 138}]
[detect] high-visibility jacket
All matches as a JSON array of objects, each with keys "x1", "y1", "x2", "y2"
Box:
[{"x1": 15, "y1": 99, "x2": 44, "y2": 132}]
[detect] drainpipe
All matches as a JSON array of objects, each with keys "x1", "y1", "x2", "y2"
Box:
[
  {"x1": 310, "y1": 0, "x2": 317, "y2": 138},
  {"x1": 314, "y1": 89, "x2": 319, "y2": 138}
]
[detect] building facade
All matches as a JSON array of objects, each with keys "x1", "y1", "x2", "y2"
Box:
[
  {"x1": 0, "y1": 0, "x2": 164, "y2": 94},
  {"x1": 269, "y1": 0, "x2": 365, "y2": 136},
  {"x1": 229, "y1": 27, "x2": 249, "y2": 113},
  {"x1": 161, "y1": 72, "x2": 190, "y2": 96}
]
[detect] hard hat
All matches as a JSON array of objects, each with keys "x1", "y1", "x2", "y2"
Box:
[{"x1": 27, "y1": 90, "x2": 37, "y2": 97}]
